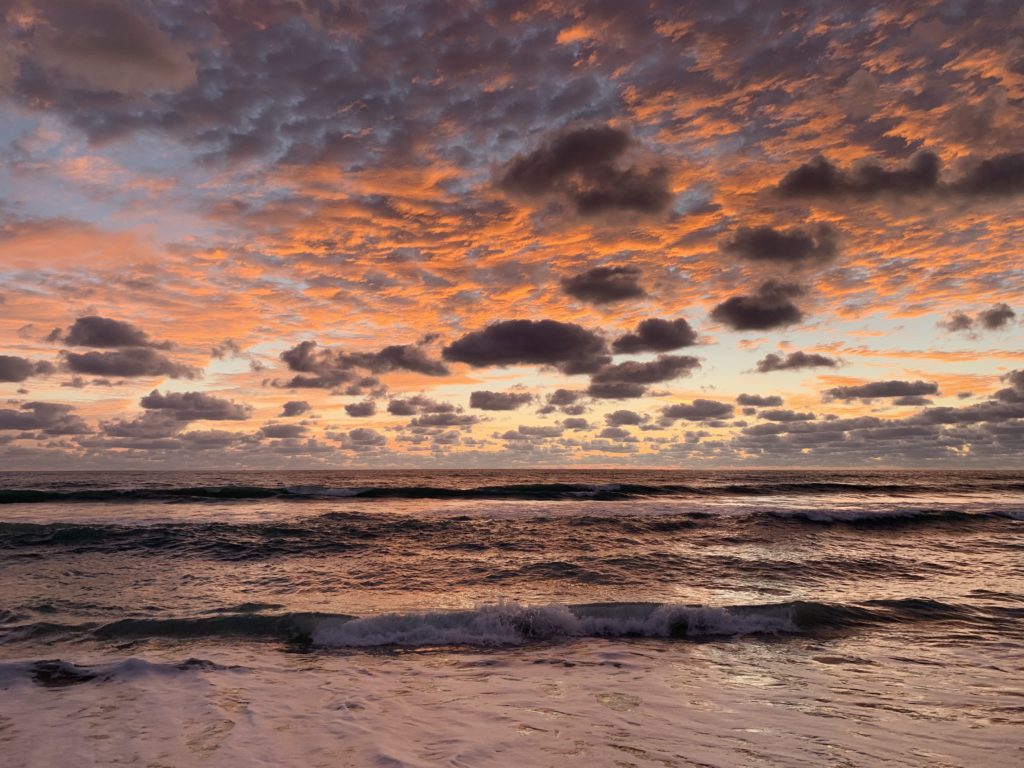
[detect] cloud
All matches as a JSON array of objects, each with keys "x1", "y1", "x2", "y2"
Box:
[
  {"x1": 604, "y1": 409, "x2": 646, "y2": 426},
  {"x1": 387, "y1": 396, "x2": 457, "y2": 416},
  {"x1": 0, "y1": 355, "x2": 56, "y2": 382},
  {"x1": 539, "y1": 388, "x2": 587, "y2": 415},
  {"x1": 260, "y1": 423, "x2": 307, "y2": 439},
  {"x1": 139, "y1": 389, "x2": 251, "y2": 420},
  {"x1": 498, "y1": 125, "x2": 672, "y2": 215},
  {"x1": 561, "y1": 266, "x2": 646, "y2": 304},
  {"x1": 941, "y1": 303, "x2": 1016, "y2": 333},
  {"x1": 759, "y1": 409, "x2": 815, "y2": 422},
  {"x1": 661, "y1": 399, "x2": 734, "y2": 422},
  {"x1": 18, "y1": 0, "x2": 196, "y2": 95},
  {"x1": 778, "y1": 151, "x2": 1024, "y2": 199},
  {"x1": 469, "y1": 390, "x2": 533, "y2": 410},
  {"x1": 278, "y1": 339, "x2": 447, "y2": 388},
  {"x1": 338, "y1": 428, "x2": 386, "y2": 449},
  {"x1": 345, "y1": 401, "x2": 376, "y2": 417},
  {"x1": 710, "y1": 281, "x2": 805, "y2": 331},
  {"x1": 892, "y1": 396, "x2": 933, "y2": 406},
  {"x1": 612, "y1": 318, "x2": 697, "y2": 354},
  {"x1": 280, "y1": 400, "x2": 310, "y2": 417},
  {"x1": 587, "y1": 354, "x2": 700, "y2": 399},
  {"x1": 101, "y1": 411, "x2": 181, "y2": 439},
  {"x1": 755, "y1": 351, "x2": 839, "y2": 372},
  {"x1": 978, "y1": 303, "x2": 1016, "y2": 330},
  {"x1": 57, "y1": 316, "x2": 169, "y2": 348},
  {"x1": 993, "y1": 370, "x2": 1024, "y2": 404},
  {"x1": 736, "y1": 394, "x2": 784, "y2": 407},
  {"x1": 720, "y1": 224, "x2": 838, "y2": 266},
  {"x1": 548, "y1": 389, "x2": 584, "y2": 406},
  {"x1": 409, "y1": 412, "x2": 479, "y2": 428},
  {"x1": 825, "y1": 380, "x2": 939, "y2": 401},
  {"x1": 443, "y1": 319, "x2": 609, "y2": 374},
  {"x1": 0, "y1": 401, "x2": 90, "y2": 435},
  {"x1": 49, "y1": 316, "x2": 190, "y2": 379},
  {"x1": 501, "y1": 425, "x2": 564, "y2": 440},
  {"x1": 950, "y1": 153, "x2": 1024, "y2": 196},
  {"x1": 778, "y1": 151, "x2": 940, "y2": 197},
  {"x1": 940, "y1": 311, "x2": 975, "y2": 332},
  {"x1": 62, "y1": 348, "x2": 198, "y2": 378}
]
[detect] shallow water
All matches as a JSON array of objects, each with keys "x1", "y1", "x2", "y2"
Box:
[{"x1": 1, "y1": 470, "x2": 1022, "y2": 766}]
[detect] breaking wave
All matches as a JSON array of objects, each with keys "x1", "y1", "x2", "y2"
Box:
[{"x1": 4, "y1": 599, "x2": 1019, "y2": 650}]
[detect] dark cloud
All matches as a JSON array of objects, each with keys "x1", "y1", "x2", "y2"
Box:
[
  {"x1": 755, "y1": 351, "x2": 839, "y2": 372},
  {"x1": 260, "y1": 423, "x2": 308, "y2": 439},
  {"x1": 778, "y1": 151, "x2": 940, "y2": 197},
  {"x1": 599, "y1": 426, "x2": 635, "y2": 440},
  {"x1": 940, "y1": 311, "x2": 975, "y2": 332},
  {"x1": 344, "y1": 401, "x2": 376, "y2": 417},
  {"x1": 993, "y1": 371, "x2": 1024, "y2": 404},
  {"x1": 58, "y1": 316, "x2": 169, "y2": 348},
  {"x1": 280, "y1": 400, "x2": 310, "y2": 417},
  {"x1": 498, "y1": 125, "x2": 672, "y2": 216},
  {"x1": 13, "y1": 0, "x2": 196, "y2": 95},
  {"x1": 387, "y1": 396, "x2": 456, "y2": 416},
  {"x1": 562, "y1": 417, "x2": 590, "y2": 430},
  {"x1": 661, "y1": 399, "x2": 734, "y2": 422},
  {"x1": 586, "y1": 381, "x2": 648, "y2": 399},
  {"x1": 892, "y1": 396, "x2": 933, "y2": 406},
  {"x1": 950, "y1": 153, "x2": 1024, "y2": 196},
  {"x1": 410, "y1": 412, "x2": 479, "y2": 428},
  {"x1": 612, "y1": 318, "x2": 698, "y2": 354},
  {"x1": 0, "y1": 355, "x2": 56, "y2": 382},
  {"x1": 443, "y1": 319, "x2": 609, "y2": 374},
  {"x1": 587, "y1": 354, "x2": 700, "y2": 399},
  {"x1": 825, "y1": 380, "x2": 939, "y2": 401},
  {"x1": 539, "y1": 388, "x2": 587, "y2": 415},
  {"x1": 721, "y1": 224, "x2": 838, "y2": 266},
  {"x1": 101, "y1": 411, "x2": 181, "y2": 440},
  {"x1": 278, "y1": 339, "x2": 447, "y2": 388},
  {"x1": 561, "y1": 266, "x2": 646, "y2": 305},
  {"x1": 469, "y1": 390, "x2": 533, "y2": 410},
  {"x1": 338, "y1": 428, "x2": 386, "y2": 449},
  {"x1": 759, "y1": 409, "x2": 815, "y2": 422},
  {"x1": 779, "y1": 151, "x2": 1024, "y2": 199},
  {"x1": 604, "y1": 410, "x2": 645, "y2": 426},
  {"x1": 978, "y1": 303, "x2": 1016, "y2": 330},
  {"x1": 736, "y1": 393, "x2": 784, "y2": 407},
  {"x1": 501, "y1": 425, "x2": 564, "y2": 440},
  {"x1": 548, "y1": 389, "x2": 583, "y2": 406},
  {"x1": 62, "y1": 348, "x2": 198, "y2": 378},
  {"x1": 139, "y1": 389, "x2": 251, "y2": 421},
  {"x1": 941, "y1": 304, "x2": 1016, "y2": 332},
  {"x1": 710, "y1": 281, "x2": 805, "y2": 331},
  {"x1": 0, "y1": 402, "x2": 90, "y2": 435}
]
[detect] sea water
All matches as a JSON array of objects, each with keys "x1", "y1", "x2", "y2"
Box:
[{"x1": 1, "y1": 469, "x2": 1022, "y2": 766}]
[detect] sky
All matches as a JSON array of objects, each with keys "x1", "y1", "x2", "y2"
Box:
[{"x1": 0, "y1": 0, "x2": 1022, "y2": 469}]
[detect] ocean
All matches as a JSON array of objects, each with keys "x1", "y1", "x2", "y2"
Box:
[{"x1": 1, "y1": 469, "x2": 1022, "y2": 766}]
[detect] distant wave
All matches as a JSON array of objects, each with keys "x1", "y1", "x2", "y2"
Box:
[
  {"x1": 3, "y1": 479, "x2": 1024, "y2": 504},
  {"x1": 3, "y1": 599, "x2": 1020, "y2": 651}
]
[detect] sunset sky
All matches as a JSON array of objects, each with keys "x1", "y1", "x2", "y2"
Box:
[{"x1": 0, "y1": 0, "x2": 1022, "y2": 468}]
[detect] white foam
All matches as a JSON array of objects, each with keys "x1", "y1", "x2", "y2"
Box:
[{"x1": 2, "y1": 637, "x2": 1019, "y2": 768}]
